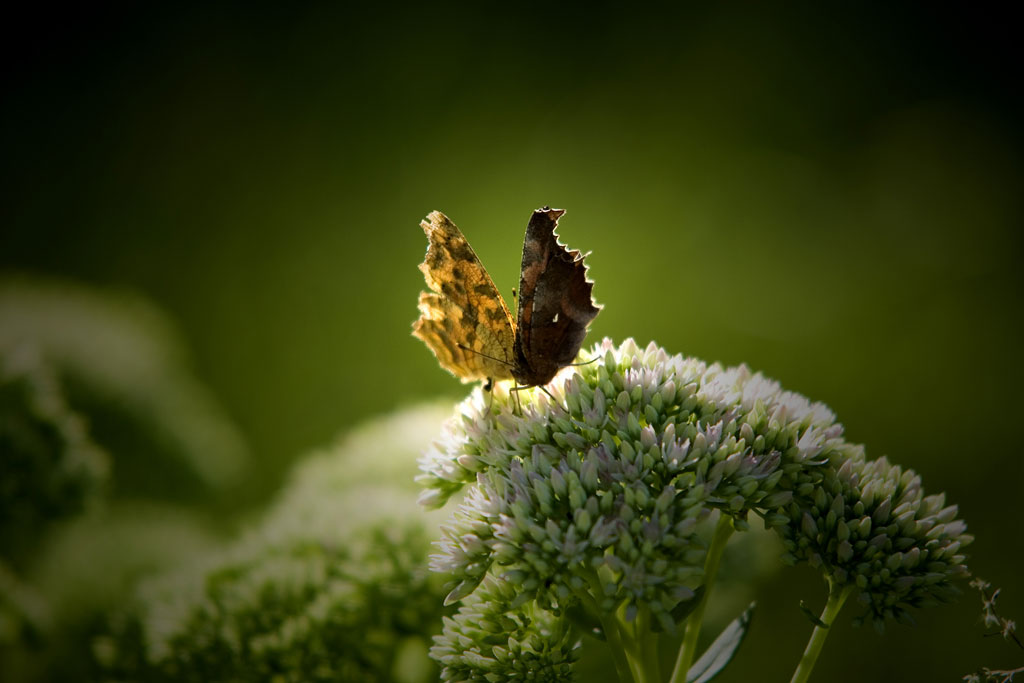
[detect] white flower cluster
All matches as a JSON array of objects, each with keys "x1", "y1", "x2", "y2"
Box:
[{"x1": 421, "y1": 338, "x2": 972, "y2": 677}]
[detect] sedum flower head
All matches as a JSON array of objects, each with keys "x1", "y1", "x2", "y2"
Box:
[
  {"x1": 421, "y1": 339, "x2": 845, "y2": 636},
  {"x1": 771, "y1": 451, "x2": 972, "y2": 630},
  {"x1": 431, "y1": 575, "x2": 578, "y2": 682},
  {"x1": 419, "y1": 339, "x2": 972, "y2": 676}
]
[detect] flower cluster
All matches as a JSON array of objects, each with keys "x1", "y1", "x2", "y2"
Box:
[
  {"x1": 420, "y1": 338, "x2": 972, "y2": 679},
  {"x1": 422, "y1": 340, "x2": 843, "y2": 626},
  {"x1": 771, "y1": 451, "x2": 971, "y2": 630},
  {"x1": 431, "y1": 575, "x2": 578, "y2": 682}
]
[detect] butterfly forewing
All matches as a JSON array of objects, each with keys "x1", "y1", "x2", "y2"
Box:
[
  {"x1": 413, "y1": 211, "x2": 517, "y2": 382},
  {"x1": 513, "y1": 208, "x2": 602, "y2": 387}
]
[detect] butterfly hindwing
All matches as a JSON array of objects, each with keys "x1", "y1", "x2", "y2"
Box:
[
  {"x1": 413, "y1": 211, "x2": 517, "y2": 382},
  {"x1": 513, "y1": 208, "x2": 602, "y2": 387}
]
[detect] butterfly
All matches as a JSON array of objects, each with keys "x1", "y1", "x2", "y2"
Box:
[{"x1": 413, "y1": 207, "x2": 600, "y2": 391}]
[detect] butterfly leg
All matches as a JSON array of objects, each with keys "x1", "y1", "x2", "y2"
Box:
[
  {"x1": 536, "y1": 384, "x2": 570, "y2": 414},
  {"x1": 507, "y1": 381, "x2": 523, "y2": 415},
  {"x1": 508, "y1": 384, "x2": 568, "y2": 414},
  {"x1": 484, "y1": 377, "x2": 495, "y2": 413},
  {"x1": 508, "y1": 383, "x2": 568, "y2": 415}
]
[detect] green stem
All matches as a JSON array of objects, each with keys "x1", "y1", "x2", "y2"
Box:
[
  {"x1": 615, "y1": 597, "x2": 648, "y2": 683},
  {"x1": 578, "y1": 571, "x2": 636, "y2": 683},
  {"x1": 789, "y1": 580, "x2": 854, "y2": 683},
  {"x1": 670, "y1": 514, "x2": 734, "y2": 683},
  {"x1": 637, "y1": 604, "x2": 661, "y2": 683}
]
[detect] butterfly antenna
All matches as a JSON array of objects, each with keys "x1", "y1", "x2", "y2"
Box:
[
  {"x1": 456, "y1": 343, "x2": 515, "y2": 367},
  {"x1": 567, "y1": 356, "x2": 601, "y2": 367}
]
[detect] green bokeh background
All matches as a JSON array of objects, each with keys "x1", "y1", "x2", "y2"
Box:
[{"x1": 2, "y1": 4, "x2": 1022, "y2": 680}]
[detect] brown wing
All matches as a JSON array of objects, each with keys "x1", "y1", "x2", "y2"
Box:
[
  {"x1": 514, "y1": 207, "x2": 601, "y2": 386},
  {"x1": 413, "y1": 210, "x2": 517, "y2": 382}
]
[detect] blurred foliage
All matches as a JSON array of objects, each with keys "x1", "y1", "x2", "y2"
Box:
[
  {"x1": 0, "y1": 279, "x2": 240, "y2": 682},
  {"x1": 1, "y1": 3, "x2": 1021, "y2": 681},
  {"x1": 0, "y1": 278, "x2": 249, "y2": 503},
  {"x1": 0, "y1": 349, "x2": 108, "y2": 564},
  {"x1": 0, "y1": 273, "x2": 455, "y2": 681},
  {"x1": 0, "y1": 347, "x2": 110, "y2": 673},
  {"x1": 19, "y1": 504, "x2": 219, "y2": 683},
  {"x1": 103, "y1": 404, "x2": 454, "y2": 683}
]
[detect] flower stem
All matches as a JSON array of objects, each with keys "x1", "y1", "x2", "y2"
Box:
[
  {"x1": 638, "y1": 605, "x2": 661, "y2": 683},
  {"x1": 789, "y1": 580, "x2": 854, "y2": 683},
  {"x1": 670, "y1": 513, "x2": 735, "y2": 683},
  {"x1": 578, "y1": 571, "x2": 636, "y2": 683}
]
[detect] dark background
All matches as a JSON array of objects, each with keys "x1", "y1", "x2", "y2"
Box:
[{"x1": 2, "y1": 4, "x2": 1022, "y2": 680}]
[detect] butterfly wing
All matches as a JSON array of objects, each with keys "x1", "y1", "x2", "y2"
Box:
[
  {"x1": 514, "y1": 207, "x2": 601, "y2": 386},
  {"x1": 413, "y1": 211, "x2": 517, "y2": 382}
]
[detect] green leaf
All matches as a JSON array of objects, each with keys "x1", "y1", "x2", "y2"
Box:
[
  {"x1": 686, "y1": 602, "x2": 755, "y2": 683},
  {"x1": 671, "y1": 586, "x2": 706, "y2": 623},
  {"x1": 653, "y1": 586, "x2": 706, "y2": 634},
  {"x1": 444, "y1": 578, "x2": 482, "y2": 606},
  {"x1": 799, "y1": 600, "x2": 828, "y2": 628}
]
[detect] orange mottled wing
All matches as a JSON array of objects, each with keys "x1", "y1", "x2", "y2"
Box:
[{"x1": 413, "y1": 211, "x2": 516, "y2": 382}]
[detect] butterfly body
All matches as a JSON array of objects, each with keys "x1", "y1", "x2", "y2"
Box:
[{"x1": 413, "y1": 207, "x2": 600, "y2": 389}]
